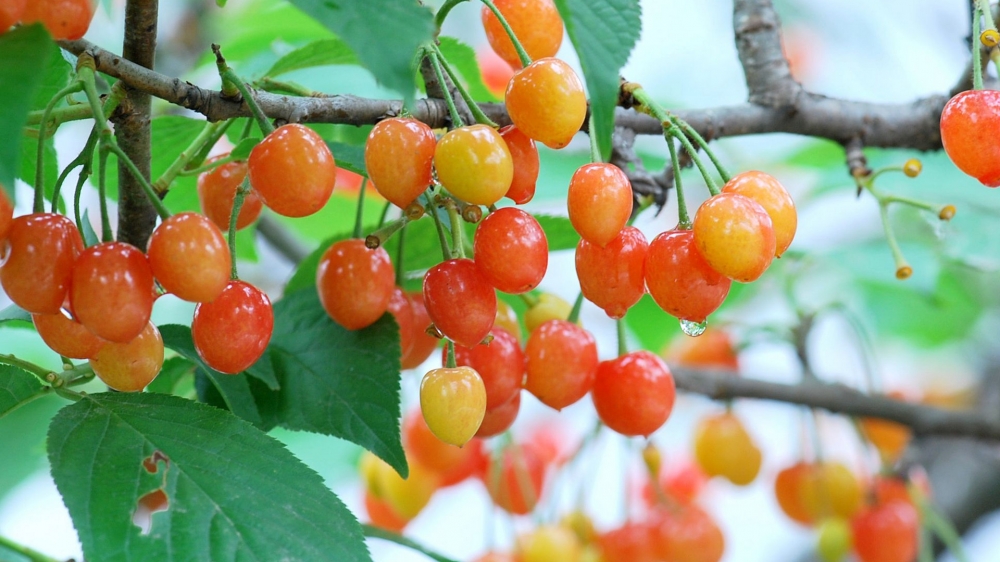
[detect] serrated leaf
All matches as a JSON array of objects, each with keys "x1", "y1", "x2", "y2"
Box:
[
  {"x1": 328, "y1": 141, "x2": 367, "y2": 177},
  {"x1": 48, "y1": 392, "x2": 371, "y2": 562},
  {"x1": 437, "y1": 37, "x2": 500, "y2": 102},
  {"x1": 0, "y1": 365, "x2": 43, "y2": 419},
  {"x1": 269, "y1": 290, "x2": 406, "y2": 476},
  {"x1": 265, "y1": 37, "x2": 360, "y2": 77},
  {"x1": 553, "y1": 0, "x2": 641, "y2": 161},
  {"x1": 286, "y1": 0, "x2": 434, "y2": 102},
  {"x1": 0, "y1": 25, "x2": 56, "y2": 200}
]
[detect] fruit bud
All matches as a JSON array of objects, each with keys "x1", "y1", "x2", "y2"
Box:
[
  {"x1": 982, "y1": 29, "x2": 1000, "y2": 48},
  {"x1": 902, "y1": 158, "x2": 922, "y2": 178},
  {"x1": 938, "y1": 204, "x2": 956, "y2": 221}
]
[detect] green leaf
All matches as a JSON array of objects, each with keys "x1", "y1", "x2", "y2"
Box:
[
  {"x1": 328, "y1": 141, "x2": 367, "y2": 177},
  {"x1": 269, "y1": 289, "x2": 406, "y2": 476},
  {"x1": 286, "y1": 0, "x2": 435, "y2": 101},
  {"x1": 48, "y1": 392, "x2": 371, "y2": 562},
  {"x1": 0, "y1": 394, "x2": 62, "y2": 500},
  {"x1": 0, "y1": 304, "x2": 31, "y2": 326},
  {"x1": 145, "y1": 356, "x2": 195, "y2": 395},
  {"x1": 553, "y1": 0, "x2": 641, "y2": 160},
  {"x1": 159, "y1": 324, "x2": 264, "y2": 427},
  {"x1": 80, "y1": 208, "x2": 100, "y2": 247},
  {"x1": 33, "y1": 44, "x2": 74, "y2": 110},
  {"x1": 0, "y1": 25, "x2": 56, "y2": 200},
  {"x1": 535, "y1": 214, "x2": 580, "y2": 251},
  {"x1": 0, "y1": 365, "x2": 43, "y2": 419},
  {"x1": 19, "y1": 134, "x2": 60, "y2": 210},
  {"x1": 265, "y1": 37, "x2": 360, "y2": 77},
  {"x1": 437, "y1": 37, "x2": 500, "y2": 102},
  {"x1": 229, "y1": 137, "x2": 260, "y2": 161}
]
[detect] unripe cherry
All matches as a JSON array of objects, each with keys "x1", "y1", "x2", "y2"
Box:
[
  {"x1": 89, "y1": 322, "x2": 164, "y2": 392},
  {"x1": 363, "y1": 490, "x2": 409, "y2": 533},
  {"x1": 575, "y1": 225, "x2": 648, "y2": 319},
  {"x1": 524, "y1": 292, "x2": 571, "y2": 333},
  {"x1": 434, "y1": 125, "x2": 513, "y2": 206},
  {"x1": 567, "y1": 163, "x2": 633, "y2": 247},
  {"x1": 422, "y1": 258, "x2": 497, "y2": 348},
  {"x1": 147, "y1": 212, "x2": 231, "y2": 303},
  {"x1": 692, "y1": 412, "x2": 761, "y2": 485},
  {"x1": 693, "y1": 192, "x2": 776, "y2": 283},
  {"x1": 524, "y1": 319, "x2": 597, "y2": 410},
  {"x1": 316, "y1": 239, "x2": 395, "y2": 331},
  {"x1": 474, "y1": 207, "x2": 548, "y2": 294},
  {"x1": 420, "y1": 366, "x2": 487, "y2": 447},
  {"x1": 721, "y1": 170, "x2": 796, "y2": 257},
  {"x1": 248, "y1": 123, "x2": 337, "y2": 217},
  {"x1": 365, "y1": 118, "x2": 436, "y2": 208},
  {"x1": 506, "y1": 58, "x2": 587, "y2": 149},
  {"x1": 592, "y1": 351, "x2": 675, "y2": 437},
  {"x1": 445, "y1": 327, "x2": 524, "y2": 409}
]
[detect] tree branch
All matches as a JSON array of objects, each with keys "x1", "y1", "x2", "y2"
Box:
[{"x1": 733, "y1": 0, "x2": 802, "y2": 106}]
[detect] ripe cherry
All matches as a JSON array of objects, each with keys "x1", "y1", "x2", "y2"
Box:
[
  {"x1": 386, "y1": 288, "x2": 415, "y2": 359},
  {"x1": 650, "y1": 504, "x2": 725, "y2": 562},
  {"x1": 89, "y1": 322, "x2": 164, "y2": 392},
  {"x1": 598, "y1": 522, "x2": 658, "y2": 562},
  {"x1": 516, "y1": 526, "x2": 582, "y2": 562},
  {"x1": 191, "y1": 280, "x2": 273, "y2": 374},
  {"x1": 197, "y1": 157, "x2": 263, "y2": 231},
  {"x1": 940, "y1": 90, "x2": 1000, "y2": 186},
  {"x1": 0, "y1": 213, "x2": 83, "y2": 315},
  {"x1": 692, "y1": 412, "x2": 761, "y2": 485},
  {"x1": 423, "y1": 258, "x2": 497, "y2": 348},
  {"x1": 365, "y1": 118, "x2": 436, "y2": 208},
  {"x1": 664, "y1": 328, "x2": 739, "y2": 371},
  {"x1": 506, "y1": 58, "x2": 587, "y2": 149},
  {"x1": 22, "y1": 0, "x2": 95, "y2": 40},
  {"x1": 592, "y1": 351, "x2": 676, "y2": 437},
  {"x1": 0, "y1": 186, "x2": 12, "y2": 243},
  {"x1": 477, "y1": 391, "x2": 521, "y2": 438},
  {"x1": 693, "y1": 192, "x2": 776, "y2": 283},
  {"x1": 478, "y1": 47, "x2": 515, "y2": 98},
  {"x1": 434, "y1": 125, "x2": 513, "y2": 206},
  {"x1": 71, "y1": 242, "x2": 155, "y2": 343},
  {"x1": 499, "y1": 125, "x2": 540, "y2": 204},
  {"x1": 401, "y1": 290, "x2": 439, "y2": 369},
  {"x1": 481, "y1": 443, "x2": 547, "y2": 514},
  {"x1": 524, "y1": 319, "x2": 598, "y2": 410},
  {"x1": 32, "y1": 311, "x2": 104, "y2": 359},
  {"x1": 363, "y1": 490, "x2": 409, "y2": 533},
  {"x1": 474, "y1": 208, "x2": 548, "y2": 294},
  {"x1": 481, "y1": 0, "x2": 563, "y2": 68},
  {"x1": 0, "y1": 0, "x2": 26, "y2": 33},
  {"x1": 851, "y1": 500, "x2": 918, "y2": 562},
  {"x1": 316, "y1": 239, "x2": 395, "y2": 331},
  {"x1": 445, "y1": 327, "x2": 524, "y2": 409},
  {"x1": 576, "y1": 225, "x2": 648, "y2": 319},
  {"x1": 403, "y1": 410, "x2": 484, "y2": 486},
  {"x1": 567, "y1": 163, "x2": 633, "y2": 247},
  {"x1": 775, "y1": 461, "x2": 863, "y2": 526},
  {"x1": 247, "y1": 123, "x2": 337, "y2": 217},
  {"x1": 722, "y1": 170, "x2": 797, "y2": 257},
  {"x1": 642, "y1": 460, "x2": 709, "y2": 506},
  {"x1": 524, "y1": 292, "x2": 571, "y2": 333},
  {"x1": 645, "y1": 229, "x2": 732, "y2": 323},
  {"x1": 420, "y1": 366, "x2": 487, "y2": 447},
  {"x1": 147, "y1": 212, "x2": 230, "y2": 303}
]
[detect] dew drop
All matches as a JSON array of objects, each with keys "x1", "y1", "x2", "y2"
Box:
[{"x1": 680, "y1": 318, "x2": 707, "y2": 337}]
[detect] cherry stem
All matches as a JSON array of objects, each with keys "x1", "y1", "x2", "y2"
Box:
[
  {"x1": 154, "y1": 120, "x2": 228, "y2": 194},
  {"x1": 434, "y1": 0, "x2": 469, "y2": 30},
  {"x1": 975, "y1": 7, "x2": 985, "y2": 90},
  {"x1": 362, "y1": 525, "x2": 458, "y2": 562},
  {"x1": 97, "y1": 146, "x2": 113, "y2": 242},
  {"x1": 979, "y1": 0, "x2": 998, "y2": 33},
  {"x1": 428, "y1": 43, "x2": 498, "y2": 127},
  {"x1": 0, "y1": 534, "x2": 60, "y2": 562},
  {"x1": 446, "y1": 341, "x2": 457, "y2": 368},
  {"x1": 105, "y1": 141, "x2": 172, "y2": 220},
  {"x1": 426, "y1": 48, "x2": 464, "y2": 128},
  {"x1": 519, "y1": 292, "x2": 539, "y2": 308},
  {"x1": 666, "y1": 133, "x2": 692, "y2": 229},
  {"x1": 0, "y1": 354, "x2": 55, "y2": 383},
  {"x1": 256, "y1": 77, "x2": 321, "y2": 97},
  {"x1": 353, "y1": 178, "x2": 367, "y2": 239},
  {"x1": 58, "y1": 128, "x2": 97, "y2": 219},
  {"x1": 668, "y1": 115, "x2": 730, "y2": 183},
  {"x1": 36, "y1": 82, "x2": 85, "y2": 212},
  {"x1": 616, "y1": 318, "x2": 628, "y2": 357},
  {"x1": 479, "y1": 0, "x2": 532, "y2": 68},
  {"x1": 395, "y1": 224, "x2": 406, "y2": 286},
  {"x1": 179, "y1": 152, "x2": 237, "y2": 177},
  {"x1": 365, "y1": 216, "x2": 410, "y2": 250},
  {"x1": 587, "y1": 114, "x2": 602, "y2": 163},
  {"x1": 911, "y1": 485, "x2": 971, "y2": 562},
  {"x1": 445, "y1": 199, "x2": 466, "y2": 259},
  {"x1": 214, "y1": 44, "x2": 274, "y2": 136},
  {"x1": 424, "y1": 193, "x2": 452, "y2": 261},
  {"x1": 878, "y1": 202, "x2": 912, "y2": 280},
  {"x1": 228, "y1": 178, "x2": 250, "y2": 279},
  {"x1": 567, "y1": 291, "x2": 584, "y2": 324}
]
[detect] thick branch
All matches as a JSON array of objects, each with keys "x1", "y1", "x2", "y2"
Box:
[{"x1": 733, "y1": 0, "x2": 802, "y2": 106}]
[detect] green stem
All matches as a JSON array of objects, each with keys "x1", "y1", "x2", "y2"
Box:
[
  {"x1": 913, "y1": 488, "x2": 970, "y2": 562},
  {"x1": 0, "y1": 535, "x2": 60, "y2": 562},
  {"x1": 479, "y1": 0, "x2": 531, "y2": 67},
  {"x1": 616, "y1": 318, "x2": 628, "y2": 356},
  {"x1": 53, "y1": 128, "x2": 98, "y2": 215},
  {"x1": 975, "y1": 7, "x2": 984, "y2": 90},
  {"x1": 179, "y1": 153, "x2": 237, "y2": 177},
  {"x1": 446, "y1": 341, "x2": 457, "y2": 368},
  {"x1": 104, "y1": 142, "x2": 172, "y2": 220},
  {"x1": 427, "y1": 49, "x2": 464, "y2": 128},
  {"x1": 366, "y1": 216, "x2": 410, "y2": 249},
  {"x1": 669, "y1": 116, "x2": 730, "y2": 183},
  {"x1": 185, "y1": 119, "x2": 234, "y2": 173},
  {"x1": 228, "y1": 178, "x2": 250, "y2": 279},
  {"x1": 26, "y1": 103, "x2": 92, "y2": 127},
  {"x1": 878, "y1": 202, "x2": 911, "y2": 279},
  {"x1": 567, "y1": 291, "x2": 584, "y2": 324},
  {"x1": 880, "y1": 193, "x2": 941, "y2": 214},
  {"x1": 395, "y1": 224, "x2": 407, "y2": 286},
  {"x1": 666, "y1": 133, "x2": 691, "y2": 229},
  {"x1": 670, "y1": 127, "x2": 719, "y2": 196},
  {"x1": 445, "y1": 200, "x2": 465, "y2": 259},
  {"x1": 379, "y1": 200, "x2": 392, "y2": 228},
  {"x1": 434, "y1": 0, "x2": 469, "y2": 30},
  {"x1": 36, "y1": 82, "x2": 85, "y2": 212},
  {"x1": 214, "y1": 46, "x2": 274, "y2": 136},
  {"x1": 0, "y1": 354, "x2": 54, "y2": 383},
  {"x1": 257, "y1": 77, "x2": 321, "y2": 97},
  {"x1": 519, "y1": 292, "x2": 539, "y2": 308},
  {"x1": 979, "y1": 0, "x2": 998, "y2": 33},
  {"x1": 424, "y1": 194, "x2": 451, "y2": 261},
  {"x1": 588, "y1": 114, "x2": 602, "y2": 163},
  {"x1": 154, "y1": 121, "x2": 227, "y2": 195},
  {"x1": 354, "y1": 179, "x2": 367, "y2": 239},
  {"x1": 97, "y1": 146, "x2": 113, "y2": 242},
  {"x1": 428, "y1": 43, "x2": 497, "y2": 127},
  {"x1": 362, "y1": 525, "x2": 459, "y2": 562}
]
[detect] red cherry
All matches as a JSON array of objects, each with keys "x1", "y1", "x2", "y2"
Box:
[
  {"x1": 248, "y1": 124, "x2": 337, "y2": 217},
  {"x1": 524, "y1": 319, "x2": 598, "y2": 410},
  {"x1": 316, "y1": 239, "x2": 395, "y2": 331},
  {"x1": 386, "y1": 287, "x2": 415, "y2": 359},
  {"x1": 0, "y1": 213, "x2": 83, "y2": 314},
  {"x1": 499, "y1": 126, "x2": 540, "y2": 204},
  {"x1": 592, "y1": 351, "x2": 676, "y2": 437},
  {"x1": 71, "y1": 242, "x2": 155, "y2": 343},
  {"x1": 403, "y1": 410, "x2": 484, "y2": 486},
  {"x1": 32, "y1": 312, "x2": 105, "y2": 359},
  {"x1": 644, "y1": 229, "x2": 731, "y2": 323},
  {"x1": 0, "y1": 0, "x2": 26, "y2": 33},
  {"x1": 598, "y1": 522, "x2": 659, "y2": 562},
  {"x1": 940, "y1": 89, "x2": 1000, "y2": 186},
  {"x1": 474, "y1": 208, "x2": 548, "y2": 294},
  {"x1": 423, "y1": 258, "x2": 497, "y2": 348},
  {"x1": 476, "y1": 391, "x2": 521, "y2": 438},
  {"x1": 481, "y1": 443, "x2": 547, "y2": 515},
  {"x1": 22, "y1": 0, "x2": 95, "y2": 40},
  {"x1": 851, "y1": 501, "x2": 918, "y2": 562},
  {"x1": 649, "y1": 504, "x2": 725, "y2": 562},
  {"x1": 147, "y1": 212, "x2": 231, "y2": 303},
  {"x1": 191, "y1": 280, "x2": 274, "y2": 374},
  {"x1": 575, "y1": 225, "x2": 648, "y2": 319},
  {"x1": 444, "y1": 327, "x2": 524, "y2": 409},
  {"x1": 567, "y1": 163, "x2": 633, "y2": 247},
  {"x1": 401, "y1": 290, "x2": 440, "y2": 369},
  {"x1": 197, "y1": 157, "x2": 263, "y2": 231},
  {"x1": 89, "y1": 322, "x2": 164, "y2": 392},
  {"x1": 365, "y1": 118, "x2": 436, "y2": 208}
]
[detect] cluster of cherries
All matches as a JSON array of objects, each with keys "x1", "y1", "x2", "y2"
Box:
[{"x1": 0, "y1": 0, "x2": 96, "y2": 40}]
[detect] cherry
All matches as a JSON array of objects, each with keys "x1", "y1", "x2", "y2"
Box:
[
  {"x1": 592, "y1": 351, "x2": 676, "y2": 437},
  {"x1": 386, "y1": 288, "x2": 415, "y2": 359},
  {"x1": 663, "y1": 328, "x2": 739, "y2": 371},
  {"x1": 567, "y1": 163, "x2": 633, "y2": 247},
  {"x1": 0, "y1": 186, "x2": 11, "y2": 243},
  {"x1": 147, "y1": 212, "x2": 230, "y2": 303},
  {"x1": 403, "y1": 410, "x2": 484, "y2": 487},
  {"x1": 191, "y1": 280, "x2": 273, "y2": 374},
  {"x1": 0, "y1": 213, "x2": 83, "y2": 315},
  {"x1": 516, "y1": 526, "x2": 582, "y2": 562},
  {"x1": 477, "y1": 47, "x2": 515, "y2": 98},
  {"x1": 365, "y1": 118, "x2": 436, "y2": 208},
  {"x1": 32, "y1": 311, "x2": 105, "y2": 359},
  {"x1": 524, "y1": 292, "x2": 571, "y2": 333},
  {"x1": 859, "y1": 392, "x2": 911, "y2": 464},
  {"x1": 817, "y1": 518, "x2": 852, "y2": 562},
  {"x1": 692, "y1": 192, "x2": 776, "y2": 283},
  {"x1": 499, "y1": 125, "x2": 540, "y2": 204},
  {"x1": 494, "y1": 299, "x2": 522, "y2": 342},
  {"x1": 434, "y1": 125, "x2": 513, "y2": 206},
  {"x1": 0, "y1": 0, "x2": 26, "y2": 33},
  {"x1": 197, "y1": 157, "x2": 263, "y2": 231},
  {"x1": 481, "y1": 0, "x2": 563, "y2": 69},
  {"x1": 722, "y1": 170, "x2": 797, "y2": 257},
  {"x1": 598, "y1": 522, "x2": 658, "y2": 562},
  {"x1": 247, "y1": 123, "x2": 337, "y2": 217},
  {"x1": 71, "y1": 242, "x2": 155, "y2": 343},
  {"x1": 363, "y1": 490, "x2": 409, "y2": 533},
  {"x1": 642, "y1": 460, "x2": 708, "y2": 506},
  {"x1": 316, "y1": 239, "x2": 395, "y2": 331},
  {"x1": 422, "y1": 258, "x2": 497, "y2": 348},
  {"x1": 401, "y1": 290, "x2": 439, "y2": 369},
  {"x1": 524, "y1": 319, "x2": 598, "y2": 410},
  {"x1": 692, "y1": 412, "x2": 761, "y2": 486},
  {"x1": 420, "y1": 366, "x2": 487, "y2": 447},
  {"x1": 22, "y1": 0, "x2": 95, "y2": 40},
  {"x1": 940, "y1": 90, "x2": 1000, "y2": 186},
  {"x1": 361, "y1": 451, "x2": 440, "y2": 520},
  {"x1": 576, "y1": 225, "x2": 648, "y2": 319},
  {"x1": 477, "y1": 391, "x2": 521, "y2": 438},
  {"x1": 644, "y1": 229, "x2": 732, "y2": 323},
  {"x1": 505, "y1": 58, "x2": 587, "y2": 149},
  {"x1": 851, "y1": 500, "x2": 918, "y2": 562},
  {"x1": 474, "y1": 207, "x2": 548, "y2": 294},
  {"x1": 444, "y1": 327, "x2": 524, "y2": 409},
  {"x1": 650, "y1": 504, "x2": 725, "y2": 562},
  {"x1": 775, "y1": 462, "x2": 863, "y2": 526},
  {"x1": 481, "y1": 443, "x2": 547, "y2": 514},
  {"x1": 89, "y1": 321, "x2": 164, "y2": 392}
]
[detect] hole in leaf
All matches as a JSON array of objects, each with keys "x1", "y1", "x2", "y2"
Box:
[
  {"x1": 142, "y1": 450, "x2": 169, "y2": 474},
  {"x1": 132, "y1": 488, "x2": 169, "y2": 536}
]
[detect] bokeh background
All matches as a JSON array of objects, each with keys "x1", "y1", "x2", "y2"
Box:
[{"x1": 2, "y1": 0, "x2": 999, "y2": 560}]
